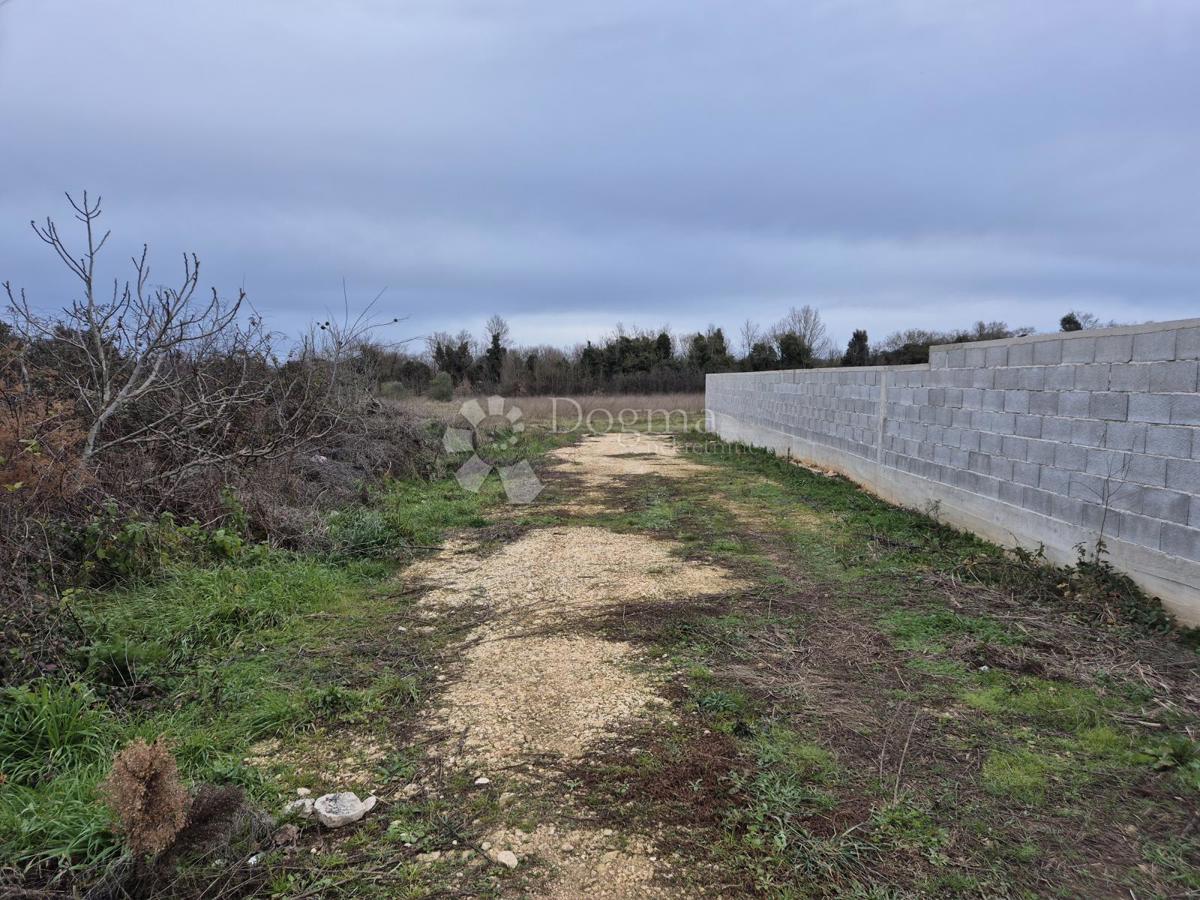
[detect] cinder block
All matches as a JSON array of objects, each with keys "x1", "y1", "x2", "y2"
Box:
[
  {"x1": 1109, "y1": 482, "x2": 1145, "y2": 514},
  {"x1": 1041, "y1": 417, "x2": 1073, "y2": 442},
  {"x1": 1105, "y1": 422, "x2": 1147, "y2": 452},
  {"x1": 1150, "y1": 361, "x2": 1199, "y2": 394},
  {"x1": 980, "y1": 432, "x2": 1003, "y2": 454},
  {"x1": 1061, "y1": 337, "x2": 1096, "y2": 364},
  {"x1": 1008, "y1": 342, "x2": 1035, "y2": 366},
  {"x1": 1171, "y1": 395, "x2": 1200, "y2": 426},
  {"x1": 1068, "y1": 471, "x2": 1106, "y2": 503},
  {"x1": 1085, "y1": 448, "x2": 1128, "y2": 478},
  {"x1": 1033, "y1": 340, "x2": 1063, "y2": 365},
  {"x1": 1192, "y1": 495, "x2": 1200, "y2": 528},
  {"x1": 1059, "y1": 392, "x2": 1091, "y2": 418},
  {"x1": 1040, "y1": 465, "x2": 1072, "y2": 495},
  {"x1": 1044, "y1": 366, "x2": 1075, "y2": 390},
  {"x1": 1023, "y1": 486, "x2": 1056, "y2": 516},
  {"x1": 1090, "y1": 392, "x2": 1129, "y2": 421},
  {"x1": 1141, "y1": 488, "x2": 1191, "y2": 524},
  {"x1": 1018, "y1": 367, "x2": 1047, "y2": 390},
  {"x1": 1095, "y1": 334, "x2": 1134, "y2": 363},
  {"x1": 1074, "y1": 364, "x2": 1111, "y2": 391},
  {"x1": 1002, "y1": 435, "x2": 1029, "y2": 459},
  {"x1": 1013, "y1": 460, "x2": 1040, "y2": 486},
  {"x1": 985, "y1": 346, "x2": 1008, "y2": 367},
  {"x1": 1004, "y1": 391, "x2": 1030, "y2": 413},
  {"x1": 1118, "y1": 513, "x2": 1163, "y2": 550},
  {"x1": 1145, "y1": 425, "x2": 1193, "y2": 459},
  {"x1": 1161, "y1": 522, "x2": 1200, "y2": 561},
  {"x1": 1071, "y1": 419, "x2": 1106, "y2": 447},
  {"x1": 1128, "y1": 394, "x2": 1173, "y2": 424},
  {"x1": 995, "y1": 368, "x2": 1022, "y2": 390},
  {"x1": 1051, "y1": 493, "x2": 1086, "y2": 526},
  {"x1": 983, "y1": 390, "x2": 1006, "y2": 411},
  {"x1": 964, "y1": 347, "x2": 987, "y2": 367},
  {"x1": 1126, "y1": 454, "x2": 1168, "y2": 487},
  {"x1": 1109, "y1": 364, "x2": 1150, "y2": 392},
  {"x1": 998, "y1": 479, "x2": 1024, "y2": 505},
  {"x1": 1132, "y1": 329, "x2": 1177, "y2": 362},
  {"x1": 1055, "y1": 443, "x2": 1088, "y2": 471},
  {"x1": 1177, "y1": 327, "x2": 1200, "y2": 361},
  {"x1": 971, "y1": 369, "x2": 995, "y2": 389},
  {"x1": 1029, "y1": 392, "x2": 1060, "y2": 416},
  {"x1": 1027, "y1": 440, "x2": 1057, "y2": 465},
  {"x1": 990, "y1": 456, "x2": 1015, "y2": 480},
  {"x1": 1015, "y1": 415, "x2": 1043, "y2": 438},
  {"x1": 1167, "y1": 458, "x2": 1200, "y2": 493}
]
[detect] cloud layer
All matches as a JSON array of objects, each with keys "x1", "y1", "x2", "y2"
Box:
[{"x1": 3, "y1": 0, "x2": 1198, "y2": 349}]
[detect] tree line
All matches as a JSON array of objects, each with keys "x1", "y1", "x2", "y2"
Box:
[{"x1": 371, "y1": 306, "x2": 1112, "y2": 398}]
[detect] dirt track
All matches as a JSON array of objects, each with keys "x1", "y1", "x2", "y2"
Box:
[{"x1": 412, "y1": 433, "x2": 731, "y2": 897}]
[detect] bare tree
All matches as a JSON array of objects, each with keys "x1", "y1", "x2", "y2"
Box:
[
  {"x1": 2, "y1": 193, "x2": 370, "y2": 488},
  {"x1": 771, "y1": 305, "x2": 834, "y2": 359},
  {"x1": 739, "y1": 318, "x2": 762, "y2": 356},
  {"x1": 485, "y1": 314, "x2": 510, "y2": 345}
]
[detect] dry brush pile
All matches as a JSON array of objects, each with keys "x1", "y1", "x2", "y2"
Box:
[{"x1": 0, "y1": 193, "x2": 438, "y2": 683}]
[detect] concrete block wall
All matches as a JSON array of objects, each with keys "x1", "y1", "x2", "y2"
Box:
[{"x1": 706, "y1": 318, "x2": 1200, "y2": 624}]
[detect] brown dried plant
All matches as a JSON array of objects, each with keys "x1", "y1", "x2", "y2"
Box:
[{"x1": 99, "y1": 736, "x2": 190, "y2": 857}]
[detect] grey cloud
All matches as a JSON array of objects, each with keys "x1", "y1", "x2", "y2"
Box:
[{"x1": 2, "y1": 0, "x2": 1198, "y2": 348}]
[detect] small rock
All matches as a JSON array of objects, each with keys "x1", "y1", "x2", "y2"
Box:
[
  {"x1": 481, "y1": 840, "x2": 492, "y2": 851},
  {"x1": 283, "y1": 798, "x2": 314, "y2": 818},
  {"x1": 296, "y1": 787, "x2": 312, "y2": 797},
  {"x1": 272, "y1": 824, "x2": 300, "y2": 846},
  {"x1": 415, "y1": 851, "x2": 442, "y2": 864},
  {"x1": 493, "y1": 849, "x2": 519, "y2": 869},
  {"x1": 498, "y1": 791, "x2": 515, "y2": 806},
  {"x1": 313, "y1": 792, "x2": 377, "y2": 828},
  {"x1": 474, "y1": 776, "x2": 491, "y2": 786},
  {"x1": 399, "y1": 783, "x2": 422, "y2": 800},
  {"x1": 247, "y1": 853, "x2": 261, "y2": 866},
  {"x1": 561, "y1": 842, "x2": 575, "y2": 853}
]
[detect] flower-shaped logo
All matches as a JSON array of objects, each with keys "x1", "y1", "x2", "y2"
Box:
[{"x1": 442, "y1": 397, "x2": 543, "y2": 503}]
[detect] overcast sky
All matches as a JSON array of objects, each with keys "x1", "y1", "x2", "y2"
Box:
[{"x1": 2, "y1": 0, "x2": 1198, "y2": 353}]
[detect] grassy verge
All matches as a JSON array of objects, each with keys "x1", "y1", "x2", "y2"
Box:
[
  {"x1": 0, "y1": 424, "x2": 577, "y2": 895},
  {"x1": 559, "y1": 431, "x2": 1200, "y2": 897}
]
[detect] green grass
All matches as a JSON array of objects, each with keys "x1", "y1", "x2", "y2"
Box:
[
  {"x1": 881, "y1": 608, "x2": 1019, "y2": 654},
  {"x1": 964, "y1": 674, "x2": 1109, "y2": 732},
  {"x1": 0, "y1": 453, "x2": 514, "y2": 880},
  {"x1": 981, "y1": 749, "x2": 1067, "y2": 804}
]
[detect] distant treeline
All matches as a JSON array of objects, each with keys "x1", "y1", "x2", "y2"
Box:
[{"x1": 371, "y1": 306, "x2": 1114, "y2": 398}]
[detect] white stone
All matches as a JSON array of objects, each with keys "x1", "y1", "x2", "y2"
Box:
[
  {"x1": 313, "y1": 792, "x2": 377, "y2": 828},
  {"x1": 493, "y1": 850, "x2": 519, "y2": 869},
  {"x1": 474, "y1": 776, "x2": 491, "y2": 786},
  {"x1": 282, "y1": 798, "x2": 314, "y2": 818}
]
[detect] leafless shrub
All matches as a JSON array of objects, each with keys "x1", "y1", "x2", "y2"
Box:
[
  {"x1": 100, "y1": 737, "x2": 189, "y2": 858},
  {"x1": 2, "y1": 193, "x2": 387, "y2": 502}
]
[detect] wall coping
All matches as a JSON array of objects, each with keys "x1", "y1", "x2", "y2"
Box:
[{"x1": 929, "y1": 316, "x2": 1200, "y2": 354}]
